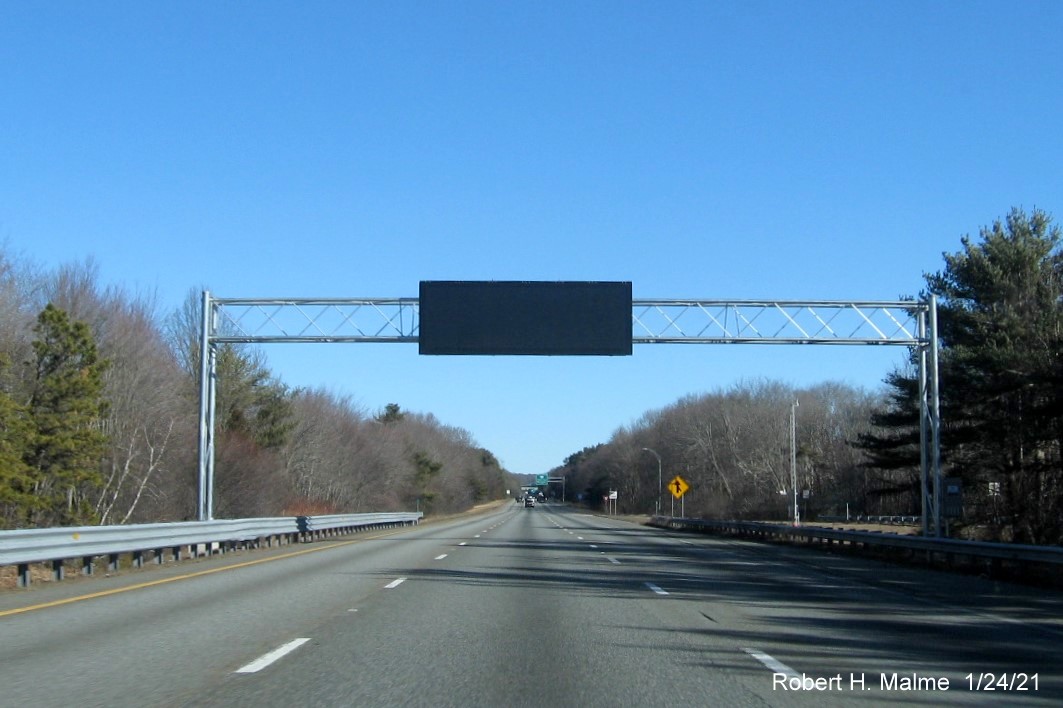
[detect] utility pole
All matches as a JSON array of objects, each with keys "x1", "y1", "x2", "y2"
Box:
[{"x1": 791, "y1": 399, "x2": 799, "y2": 526}]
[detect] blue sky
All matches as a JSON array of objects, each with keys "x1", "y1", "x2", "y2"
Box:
[{"x1": 3, "y1": 2, "x2": 1061, "y2": 475}]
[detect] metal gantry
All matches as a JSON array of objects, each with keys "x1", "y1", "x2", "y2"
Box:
[{"x1": 198, "y1": 293, "x2": 942, "y2": 535}]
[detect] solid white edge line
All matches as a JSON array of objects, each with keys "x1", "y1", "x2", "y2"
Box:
[
  {"x1": 234, "y1": 638, "x2": 311, "y2": 674},
  {"x1": 742, "y1": 648, "x2": 800, "y2": 679},
  {"x1": 384, "y1": 577, "x2": 407, "y2": 589},
  {"x1": 645, "y1": 582, "x2": 668, "y2": 595}
]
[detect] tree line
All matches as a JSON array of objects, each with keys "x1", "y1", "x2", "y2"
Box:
[
  {"x1": 0, "y1": 256, "x2": 513, "y2": 528},
  {"x1": 3, "y1": 207, "x2": 1061, "y2": 544},
  {"x1": 554, "y1": 208, "x2": 1063, "y2": 545},
  {"x1": 552, "y1": 379, "x2": 882, "y2": 522}
]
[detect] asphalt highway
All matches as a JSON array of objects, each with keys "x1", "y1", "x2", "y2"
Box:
[{"x1": 2, "y1": 503, "x2": 1060, "y2": 707}]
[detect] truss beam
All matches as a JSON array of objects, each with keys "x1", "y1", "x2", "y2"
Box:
[
  {"x1": 207, "y1": 296, "x2": 926, "y2": 346},
  {"x1": 632, "y1": 299, "x2": 923, "y2": 345}
]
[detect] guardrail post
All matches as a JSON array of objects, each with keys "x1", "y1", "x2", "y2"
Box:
[
  {"x1": 52, "y1": 559, "x2": 64, "y2": 582},
  {"x1": 82, "y1": 556, "x2": 94, "y2": 576},
  {"x1": 109, "y1": 553, "x2": 120, "y2": 572},
  {"x1": 17, "y1": 563, "x2": 29, "y2": 587}
]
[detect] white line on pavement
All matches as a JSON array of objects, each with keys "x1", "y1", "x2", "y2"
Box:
[
  {"x1": 645, "y1": 583, "x2": 668, "y2": 595},
  {"x1": 742, "y1": 648, "x2": 800, "y2": 680},
  {"x1": 384, "y1": 577, "x2": 406, "y2": 589},
  {"x1": 234, "y1": 638, "x2": 311, "y2": 674},
  {"x1": 435, "y1": 554, "x2": 447, "y2": 560}
]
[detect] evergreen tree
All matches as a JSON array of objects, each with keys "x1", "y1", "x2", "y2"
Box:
[
  {"x1": 214, "y1": 344, "x2": 294, "y2": 449},
  {"x1": 411, "y1": 451, "x2": 442, "y2": 508},
  {"x1": 860, "y1": 208, "x2": 1063, "y2": 542},
  {"x1": 27, "y1": 304, "x2": 110, "y2": 526},
  {"x1": 0, "y1": 355, "x2": 35, "y2": 526},
  {"x1": 375, "y1": 403, "x2": 405, "y2": 425}
]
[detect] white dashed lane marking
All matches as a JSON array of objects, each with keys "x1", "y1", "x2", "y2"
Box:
[
  {"x1": 742, "y1": 648, "x2": 800, "y2": 680},
  {"x1": 234, "y1": 638, "x2": 310, "y2": 674}
]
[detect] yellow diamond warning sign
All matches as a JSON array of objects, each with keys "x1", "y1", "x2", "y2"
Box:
[{"x1": 668, "y1": 475, "x2": 689, "y2": 499}]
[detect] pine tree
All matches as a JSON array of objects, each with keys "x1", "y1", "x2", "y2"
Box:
[
  {"x1": 27, "y1": 304, "x2": 110, "y2": 526},
  {"x1": 375, "y1": 403, "x2": 406, "y2": 425},
  {"x1": 860, "y1": 208, "x2": 1063, "y2": 542},
  {"x1": 0, "y1": 354, "x2": 35, "y2": 526},
  {"x1": 214, "y1": 344, "x2": 294, "y2": 449}
]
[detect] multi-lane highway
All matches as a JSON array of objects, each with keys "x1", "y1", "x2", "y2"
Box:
[{"x1": 1, "y1": 502, "x2": 1060, "y2": 706}]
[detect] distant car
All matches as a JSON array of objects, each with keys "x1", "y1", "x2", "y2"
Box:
[{"x1": 525, "y1": 497, "x2": 535, "y2": 507}]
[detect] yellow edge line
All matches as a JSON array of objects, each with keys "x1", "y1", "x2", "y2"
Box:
[{"x1": 0, "y1": 528, "x2": 408, "y2": 618}]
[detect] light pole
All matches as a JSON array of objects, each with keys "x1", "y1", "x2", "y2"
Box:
[
  {"x1": 641, "y1": 447, "x2": 662, "y2": 516},
  {"x1": 790, "y1": 399, "x2": 799, "y2": 526}
]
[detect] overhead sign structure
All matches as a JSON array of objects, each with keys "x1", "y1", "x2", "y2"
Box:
[
  {"x1": 197, "y1": 290, "x2": 941, "y2": 537},
  {"x1": 418, "y1": 281, "x2": 632, "y2": 356},
  {"x1": 668, "y1": 475, "x2": 690, "y2": 499},
  {"x1": 535, "y1": 473, "x2": 549, "y2": 486}
]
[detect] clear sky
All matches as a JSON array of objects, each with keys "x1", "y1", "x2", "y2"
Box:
[{"x1": 2, "y1": 2, "x2": 1061, "y2": 475}]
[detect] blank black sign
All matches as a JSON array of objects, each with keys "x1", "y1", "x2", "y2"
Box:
[{"x1": 418, "y1": 281, "x2": 632, "y2": 356}]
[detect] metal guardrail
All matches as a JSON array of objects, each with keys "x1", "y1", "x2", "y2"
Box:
[
  {"x1": 819, "y1": 514, "x2": 922, "y2": 526},
  {"x1": 298, "y1": 513, "x2": 421, "y2": 533},
  {"x1": 650, "y1": 517, "x2": 1063, "y2": 574},
  {"x1": 0, "y1": 512, "x2": 422, "y2": 587}
]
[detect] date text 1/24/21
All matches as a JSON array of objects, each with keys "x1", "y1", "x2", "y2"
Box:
[{"x1": 965, "y1": 673, "x2": 1038, "y2": 691}]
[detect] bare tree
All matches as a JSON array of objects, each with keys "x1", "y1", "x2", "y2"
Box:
[
  {"x1": 94, "y1": 292, "x2": 190, "y2": 523},
  {"x1": 558, "y1": 378, "x2": 883, "y2": 521}
]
